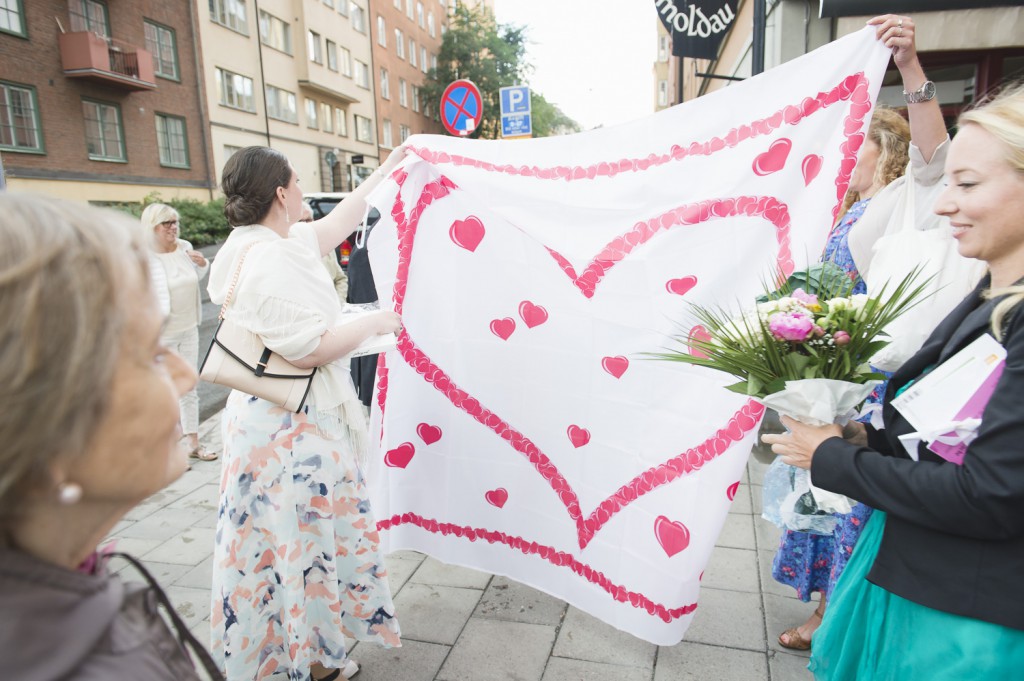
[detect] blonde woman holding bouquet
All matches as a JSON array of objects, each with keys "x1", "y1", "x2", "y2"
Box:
[{"x1": 764, "y1": 83, "x2": 1024, "y2": 679}]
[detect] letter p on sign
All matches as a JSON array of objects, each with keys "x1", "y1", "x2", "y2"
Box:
[{"x1": 500, "y1": 85, "x2": 531, "y2": 115}]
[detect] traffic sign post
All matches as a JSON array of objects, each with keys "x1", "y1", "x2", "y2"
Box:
[
  {"x1": 499, "y1": 85, "x2": 532, "y2": 139},
  {"x1": 440, "y1": 79, "x2": 483, "y2": 137}
]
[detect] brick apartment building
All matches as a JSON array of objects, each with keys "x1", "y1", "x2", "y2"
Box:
[
  {"x1": 0, "y1": 0, "x2": 216, "y2": 202},
  {"x1": 370, "y1": 0, "x2": 446, "y2": 163}
]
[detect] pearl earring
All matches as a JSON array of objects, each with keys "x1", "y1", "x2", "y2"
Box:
[{"x1": 58, "y1": 481, "x2": 83, "y2": 505}]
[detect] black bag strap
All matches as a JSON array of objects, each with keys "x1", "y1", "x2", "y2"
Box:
[{"x1": 110, "y1": 552, "x2": 225, "y2": 680}]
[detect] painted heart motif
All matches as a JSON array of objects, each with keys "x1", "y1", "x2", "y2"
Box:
[
  {"x1": 727, "y1": 481, "x2": 740, "y2": 501},
  {"x1": 490, "y1": 317, "x2": 516, "y2": 340},
  {"x1": 417, "y1": 423, "x2": 443, "y2": 445},
  {"x1": 752, "y1": 138, "x2": 792, "y2": 176},
  {"x1": 665, "y1": 276, "x2": 698, "y2": 296},
  {"x1": 450, "y1": 216, "x2": 486, "y2": 252},
  {"x1": 485, "y1": 488, "x2": 508, "y2": 508},
  {"x1": 687, "y1": 325, "x2": 713, "y2": 359},
  {"x1": 654, "y1": 515, "x2": 691, "y2": 558},
  {"x1": 567, "y1": 425, "x2": 591, "y2": 448},
  {"x1": 601, "y1": 355, "x2": 629, "y2": 379},
  {"x1": 519, "y1": 300, "x2": 549, "y2": 328},
  {"x1": 384, "y1": 442, "x2": 416, "y2": 468},
  {"x1": 801, "y1": 154, "x2": 823, "y2": 186}
]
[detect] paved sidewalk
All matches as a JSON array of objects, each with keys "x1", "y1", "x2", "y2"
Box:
[{"x1": 106, "y1": 412, "x2": 816, "y2": 681}]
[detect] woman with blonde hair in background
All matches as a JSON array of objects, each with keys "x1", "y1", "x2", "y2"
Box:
[
  {"x1": 765, "y1": 82, "x2": 1024, "y2": 678},
  {"x1": 140, "y1": 202, "x2": 218, "y2": 462},
  {"x1": 0, "y1": 194, "x2": 222, "y2": 679}
]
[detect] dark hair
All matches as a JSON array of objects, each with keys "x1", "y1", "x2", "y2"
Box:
[{"x1": 221, "y1": 146, "x2": 293, "y2": 226}]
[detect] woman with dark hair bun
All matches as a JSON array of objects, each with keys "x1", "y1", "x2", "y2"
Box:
[{"x1": 207, "y1": 145, "x2": 408, "y2": 681}]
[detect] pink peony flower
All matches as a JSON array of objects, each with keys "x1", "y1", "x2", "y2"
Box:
[
  {"x1": 833, "y1": 330, "x2": 851, "y2": 345},
  {"x1": 768, "y1": 312, "x2": 815, "y2": 342},
  {"x1": 791, "y1": 288, "x2": 819, "y2": 307}
]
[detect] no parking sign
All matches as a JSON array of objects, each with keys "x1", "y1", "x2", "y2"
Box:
[{"x1": 440, "y1": 79, "x2": 482, "y2": 137}]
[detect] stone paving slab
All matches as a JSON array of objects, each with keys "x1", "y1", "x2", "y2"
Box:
[
  {"x1": 715, "y1": 512, "x2": 757, "y2": 550},
  {"x1": 655, "y1": 641, "x2": 770, "y2": 681},
  {"x1": 437, "y1": 618, "x2": 556, "y2": 681},
  {"x1": 727, "y1": 483, "x2": 754, "y2": 515},
  {"x1": 702, "y1": 546, "x2": 761, "y2": 593},
  {"x1": 410, "y1": 556, "x2": 494, "y2": 590},
  {"x1": 684, "y1": 587, "x2": 767, "y2": 652},
  {"x1": 349, "y1": 638, "x2": 451, "y2": 681},
  {"x1": 764, "y1": 594, "x2": 816, "y2": 657},
  {"x1": 542, "y1": 657, "x2": 653, "y2": 681},
  {"x1": 770, "y1": 649, "x2": 813, "y2": 681},
  {"x1": 473, "y1": 575, "x2": 568, "y2": 627},
  {"x1": 553, "y1": 606, "x2": 657, "y2": 669},
  {"x1": 392, "y1": 582, "x2": 485, "y2": 645}
]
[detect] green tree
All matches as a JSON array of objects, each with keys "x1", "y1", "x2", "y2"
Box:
[{"x1": 422, "y1": 5, "x2": 579, "y2": 139}]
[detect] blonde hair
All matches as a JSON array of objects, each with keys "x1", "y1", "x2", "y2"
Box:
[
  {"x1": 0, "y1": 194, "x2": 149, "y2": 531},
  {"x1": 963, "y1": 83, "x2": 1024, "y2": 339},
  {"x1": 840, "y1": 107, "x2": 912, "y2": 216},
  {"x1": 139, "y1": 202, "x2": 179, "y2": 250}
]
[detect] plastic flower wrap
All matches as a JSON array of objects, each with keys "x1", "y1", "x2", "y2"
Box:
[{"x1": 653, "y1": 266, "x2": 930, "y2": 533}]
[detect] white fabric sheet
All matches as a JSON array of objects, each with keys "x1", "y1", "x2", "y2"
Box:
[{"x1": 364, "y1": 28, "x2": 890, "y2": 644}]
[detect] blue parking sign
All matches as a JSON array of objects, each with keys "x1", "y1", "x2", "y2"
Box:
[
  {"x1": 501, "y1": 113, "x2": 532, "y2": 138},
  {"x1": 500, "y1": 85, "x2": 531, "y2": 115}
]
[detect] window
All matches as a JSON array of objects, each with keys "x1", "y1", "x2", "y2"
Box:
[
  {"x1": 339, "y1": 46, "x2": 352, "y2": 76},
  {"x1": 337, "y1": 0, "x2": 348, "y2": 16},
  {"x1": 215, "y1": 67, "x2": 255, "y2": 111},
  {"x1": 82, "y1": 99, "x2": 124, "y2": 161},
  {"x1": 321, "y1": 102, "x2": 333, "y2": 132},
  {"x1": 144, "y1": 21, "x2": 179, "y2": 80},
  {"x1": 658, "y1": 35, "x2": 669, "y2": 62},
  {"x1": 658, "y1": 80, "x2": 668, "y2": 107},
  {"x1": 395, "y1": 29, "x2": 404, "y2": 58},
  {"x1": 376, "y1": 15, "x2": 386, "y2": 46},
  {"x1": 326, "y1": 39, "x2": 337, "y2": 70},
  {"x1": 265, "y1": 85, "x2": 297, "y2": 123},
  {"x1": 305, "y1": 97, "x2": 318, "y2": 129},
  {"x1": 431, "y1": 53, "x2": 437, "y2": 71},
  {"x1": 416, "y1": 1, "x2": 424, "y2": 27},
  {"x1": 393, "y1": 0, "x2": 401, "y2": 6},
  {"x1": 353, "y1": 165, "x2": 373, "y2": 186},
  {"x1": 258, "y1": 10, "x2": 291, "y2": 54},
  {"x1": 0, "y1": 81, "x2": 42, "y2": 152},
  {"x1": 337, "y1": 111, "x2": 350, "y2": 138},
  {"x1": 405, "y1": 0, "x2": 413, "y2": 20},
  {"x1": 420, "y1": 46, "x2": 427, "y2": 73},
  {"x1": 399, "y1": 78, "x2": 407, "y2": 107},
  {"x1": 209, "y1": 0, "x2": 248, "y2": 35},
  {"x1": 322, "y1": 0, "x2": 333, "y2": 7},
  {"x1": 428, "y1": 10, "x2": 435, "y2": 37},
  {"x1": 354, "y1": 114, "x2": 372, "y2": 143},
  {"x1": 354, "y1": 60, "x2": 369, "y2": 88},
  {"x1": 409, "y1": 39, "x2": 416, "y2": 67},
  {"x1": 224, "y1": 144, "x2": 241, "y2": 160},
  {"x1": 69, "y1": 0, "x2": 109, "y2": 38},
  {"x1": 399, "y1": 124, "x2": 410, "y2": 142},
  {"x1": 308, "y1": 30, "x2": 322, "y2": 64},
  {"x1": 155, "y1": 113, "x2": 188, "y2": 167},
  {"x1": 380, "y1": 68, "x2": 390, "y2": 99},
  {"x1": 411, "y1": 85, "x2": 420, "y2": 112},
  {"x1": 351, "y1": 3, "x2": 365, "y2": 33},
  {"x1": 0, "y1": 0, "x2": 26, "y2": 38},
  {"x1": 381, "y1": 119, "x2": 392, "y2": 148}
]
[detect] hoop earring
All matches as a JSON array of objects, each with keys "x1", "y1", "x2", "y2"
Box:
[{"x1": 58, "y1": 481, "x2": 83, "y2": 505}]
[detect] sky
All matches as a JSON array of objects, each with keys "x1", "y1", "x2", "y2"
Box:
[{"x1": 493, "y1": 1, "x2": 659, "y2": 131}]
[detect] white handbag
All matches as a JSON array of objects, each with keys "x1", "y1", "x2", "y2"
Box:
[{"x1": 199, "y1": 244, "x2": 317, "y2": 412}]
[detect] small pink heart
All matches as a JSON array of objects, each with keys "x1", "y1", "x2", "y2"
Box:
[
  {"x1": 384, "y1": 442, "x2": 415, "y2": 468},
  {"x1": 665, "y1": 276, "x2": 698, "y2": 296},
  {"x1": 485, "y1": 488, "x2": 508, "y2": 508},
  {"x1": 727, "y1": 481, "x2": 741, "y2": 501},
  {"x1": 567, "y1": 425, "x2": 591, "y2": 448},
  {"x1": 752, "y1": 138, "x2": 792, "y2": 176},
  {"x1": 519, "y1": 301, "x2": 549, "y2": 328},
  {"x1": 601, "y1": 355, "x2": 629, "y2": 379},
  {"x1": 450, "y1": 216, "x2": 485, "y2": 252},
  {"x1": 688, "y1": 325, "x2": 712, "y2": 359},
  {"x1": 801, "y1": 154, "x2": 823, "y2": 186},
  {"x1": 417, "y1": 423, "x2": 442, "y2": 445},
  {"x1": 654, "y1": 515, "x2": 690, "y2": 557},
  {"x1": 490, "y1": 317, "x2": 516, "y2": 340}
]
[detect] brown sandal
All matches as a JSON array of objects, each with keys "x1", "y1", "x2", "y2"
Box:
[
  {"x1": 778, "y1": 603, "x2": 824, "y2": 650},
  {"x1": 189, "y1": 446, "x2": 219, "y2": 462}
]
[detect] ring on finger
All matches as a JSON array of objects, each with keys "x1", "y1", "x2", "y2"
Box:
[
  {"x1": 897, "y1": 18, "x2": 904, "y2": 27},
  {"x1": 897, "y1": 26, "x2": 903, "y2": 36}
]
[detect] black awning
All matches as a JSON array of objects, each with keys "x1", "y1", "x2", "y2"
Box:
[{"x1": 819, "y1": 0, "x2": 1024, "y2": 18}]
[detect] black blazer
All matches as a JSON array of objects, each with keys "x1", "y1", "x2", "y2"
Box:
[{"x1": 812, "y1": 276, "x2": 1024, "y2": 630}]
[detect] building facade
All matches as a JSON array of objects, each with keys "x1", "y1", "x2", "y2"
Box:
[
  {"x1": 0, "y1": 0, "x2": 215, "y2": 202},
  {"x1": 369, "y1": 0, "x2": 446, "y2": 163}
]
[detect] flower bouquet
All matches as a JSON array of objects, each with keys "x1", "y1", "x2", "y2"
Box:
[{"x1": 655, "y1": 266, "x2": 928, "y2": 533}]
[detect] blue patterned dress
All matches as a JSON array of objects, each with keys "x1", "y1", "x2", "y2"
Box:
[{"x1": 771, "y1": 198, "x2": 875, "y2": 602}]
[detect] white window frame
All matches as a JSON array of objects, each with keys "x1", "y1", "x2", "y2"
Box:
[
  {"x1": 305, "y1": 97, "x2": 318, "y2": 129},
  {"x1": 354, "y1": 114, "x2": 372, "y2": 143},
  {"x1": 308, "y1": 30, "x2": 323, "y2": 64},
  {"x1": 398, "y1": 78, "x2": 407, "y2": 107},
  {"x1": 265, "y1": 84, "x2": 298, "y2": 123},
  {"x1": 215, "y1": 67, "x2": 255, "y2": 112},
  {"x1": 381, "y1": 118, "x2": 393, "y2": 148},
  {"x1": 335, "y1": 107, "x2": 347, "y2": 136},
  {"x1": 258, "y1": 10, "x2": 292, "y2": 54},
  {"x1": 380, "y1": 68, "x2": 390, "y2": 99},
  {"x1": 376, "y1": 15, "x2": 387, "y2": 46},
  {"x1": 209, "y1": 0, "x2": 248, "y2": 35}
]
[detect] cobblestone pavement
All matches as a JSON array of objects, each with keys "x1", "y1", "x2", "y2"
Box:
[{"x1": 105, "y1": 411, "x2": 815, "y2": 681}]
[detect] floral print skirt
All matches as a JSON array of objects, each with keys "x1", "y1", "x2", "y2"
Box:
[{"x1": 210, "y1": 391, "x2": 401, "y2": 681}]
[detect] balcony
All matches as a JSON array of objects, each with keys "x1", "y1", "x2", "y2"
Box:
[{"x1": 59, "y1": 31, "x2": 156, "y2": 91}]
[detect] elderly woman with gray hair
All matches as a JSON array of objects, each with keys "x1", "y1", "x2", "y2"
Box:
[
  {"x1": 0, "y1": 194, "x2": 222, "y2": 678},
  {"x1": 140, "y1": 203, "x2": 217, "y2": 462}
]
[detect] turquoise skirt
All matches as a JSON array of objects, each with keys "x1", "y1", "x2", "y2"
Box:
[{"x1": 809, "y1": 511, "x2": 1024, "y2": 680}]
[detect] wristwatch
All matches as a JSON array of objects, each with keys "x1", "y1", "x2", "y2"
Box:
[{"x1": 903, "y1": 80, "x2": 936, "y2": 104}]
